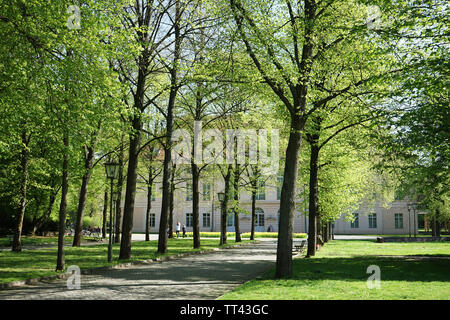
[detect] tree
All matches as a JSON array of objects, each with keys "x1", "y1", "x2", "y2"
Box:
[
  {"x1": 228, "y1": 0, "x2": 316, "y2": 277},
  {"x1": 1, "y1": 1, "x2": 127, "y2": 270},
  {"x1": 157, "y1": 0, "x2": 184, "y2": 254},
  {"x1": 117, "y1": 0, "x2": 175, "y2": 260},
  {"x1": 72, "y1": 121, "x2": 101, "y2": 247},
  {"x1": 226, "y1": 0, "x2": 409, "y2": 276},
  {"x1": 378, "y1": 0, "x2": 449, "y2": 235}
]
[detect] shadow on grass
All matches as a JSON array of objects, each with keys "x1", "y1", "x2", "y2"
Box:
[
  {"x1": 0, "y1": 239, "x2": 256, "y2": 284},
  {"x1": 259, "y1": 255, "x2": 450, "y2": 283}
]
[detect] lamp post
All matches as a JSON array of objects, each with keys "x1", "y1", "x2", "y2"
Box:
[
  {"x1": 104, "y1": 159, "x2": 120, "y2": 263},
  {"x1": 218, "y1": 192, "x2": 225, "y2": 245}
]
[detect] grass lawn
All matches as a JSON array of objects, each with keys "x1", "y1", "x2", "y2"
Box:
[
  {"x1": 0, "y1": 238, "x2": 253, "y2": 284},
  {"x1": 353, "y1": 234, "x2": 449, "y2": 238},
  {"x1": 0, "y1": 235, "x2": 100, "y2": 248},
  {"x1": 220, "y1": 240, "x2": 450, "y2": 300}
]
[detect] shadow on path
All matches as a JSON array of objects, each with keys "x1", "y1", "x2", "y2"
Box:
[{"x1": 0, "y1": 241, "x2": 277, "y2": 300}]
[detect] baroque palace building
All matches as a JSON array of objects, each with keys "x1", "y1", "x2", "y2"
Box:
[{"x1": 125, "y1": 174, "x2": 425, "y2": 235}]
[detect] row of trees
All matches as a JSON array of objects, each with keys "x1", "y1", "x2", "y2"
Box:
[{"x1": 0, "y1": 0, "x2": 447, "y2": 278}]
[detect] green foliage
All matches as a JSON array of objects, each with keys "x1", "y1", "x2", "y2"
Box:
[{"x1": 0, "y1": 0, "x2": 447, "y2": 265}]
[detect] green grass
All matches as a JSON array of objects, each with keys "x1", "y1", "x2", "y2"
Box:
[
  {"x1": 184, "y1": 232, "x2": 307, "y2": 239},
  {"x1": 353, "y1": 234, "x2": 448, "y2": 238},
  {"x1": 220, "y1": 240, "x2": 450, "y2": 300},
  {"x1": 0, "y1": 238, "x2": 253, "y2": 284},
  {"x1": 0, "y1": 236, "x2": 99, "y2": 248}
]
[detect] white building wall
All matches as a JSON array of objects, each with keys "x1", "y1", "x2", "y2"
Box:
[{"x1": 124, "y1": 178, "x2": 416, "y2": 235}]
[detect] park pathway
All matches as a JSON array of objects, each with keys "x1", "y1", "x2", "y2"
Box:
[{"x1": 0, "y1": 240, "x2": 277, "y2": 300}]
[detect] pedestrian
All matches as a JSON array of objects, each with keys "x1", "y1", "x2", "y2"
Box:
[
  {"x1": 176, "y1": 221, "x2": 181, "y2": 238},
  {"x1": 182, "y1": 224, "x2": 186, "y2": 238}
]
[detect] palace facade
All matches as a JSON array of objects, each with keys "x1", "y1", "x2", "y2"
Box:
[{"x1": 127, "y1": 177, "x2": 423, "y2": 235}]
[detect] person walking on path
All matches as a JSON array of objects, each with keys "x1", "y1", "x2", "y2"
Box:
[
  {"x1": 176, "y1": 222, "x2": 181, "y2": 238},
  {"x1": 182, "y1": 224, "x2": 186, "y2": 238}
]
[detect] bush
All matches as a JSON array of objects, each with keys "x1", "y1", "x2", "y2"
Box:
[
  {"x1": 82, "y1": 216, "x2": 101, "y2": 228},
  {"x1": 36, "y1": 219, "x2": 58, "y2": 235}
]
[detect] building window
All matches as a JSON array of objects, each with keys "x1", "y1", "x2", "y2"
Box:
[
  {"x1": 151, "y1": 192, "x2": 156, "y2": 201},
  {"x1": 256, "y1": 208, "x2": 265, "y2": 227},
  {"x1": 186, "y1": 183, "x2": 192, "y2": 201},
  {"x1": 202, "y1": 213, "x2": 211, "y2": 228},
  {"x1": 227, "y1": 212, "x2": 235, "y2": 227},
  {"x1": 368, "y1": 213, "x2": 377, "y2": 229},
  {"x1": 186, "y1": 213, "x2": 193, "y2": 227},
  {"x1": 256, "y1": 180, "x2": 265, "y2": 200},
  {"x1": 150, "y1": 213, "x2": 155, "y2": 228},
  {"x1": 202, "y1": 183, "x2": 211, "y2": 201},
  {"x1": 395, "y1": 213, "x2": 403, "y2": 229},
  {"x1": 351, "y1": 213, "x2": 359, "y2": 228},
  {"x1": 277, "y1": 176, "x2": 283, "y2": 200}
]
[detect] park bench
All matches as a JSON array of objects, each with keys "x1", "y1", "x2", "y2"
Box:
[
  {"x1": 292, "y1": 240, "x2": 306, "y2": 255},
  {"x1": 91, "y1": 232, "x2": 103, "y2": 241}
]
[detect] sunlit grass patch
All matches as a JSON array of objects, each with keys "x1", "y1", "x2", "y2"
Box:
[{"x1": 220, "y1": 240, "x2": 450, "y2": 300}]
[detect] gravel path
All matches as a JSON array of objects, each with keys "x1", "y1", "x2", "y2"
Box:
[{"x1": 0, "y1": 240, "x2": 277, "y2": 300}]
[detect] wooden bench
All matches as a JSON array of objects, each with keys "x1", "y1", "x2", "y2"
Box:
[
  {"x1": 292, "y1": 240, "x2": 306, "y2": 255},
  {"x1": 91, "y1": 232, "x2": 103, "y2": 241}
]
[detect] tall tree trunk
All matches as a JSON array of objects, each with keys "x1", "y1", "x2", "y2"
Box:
[
  {"x1": 230, "y1": 0, "x2": 316, "y2": 278},
  {"x1": 73, "y1": 144, "x2": 96, "y2": 247},
  {"x1": 250, "y1": 188, "x2": 256, "y2": 241},
  {"x1": 119, "y1": 0, "x2": 156, "y2": 259},
  {"x1": 323, "y1": 222, "x2": 329, "y2": 243},
  {"x1": 158, "y1": 86, "x2": 176, "y2": 253},
  {"x1": 115, "y1": 137, "x2": 125, "y2": 244},
  {"x1": 30, "y1": 197, "x2": 43, "y2": 236},
  {"x1": 249, "y1": 165, "x2": 259, "y2": 241},
  {"x1": 145, "y1": 168, "x2": 153, "y2": 242},
  {"x1": 220, "y1": 165, "x2": 232, "y2": 245},
  {"x1": 168, "y1": 164, "x2": 175, "y2": 239},
  {"x1": 330, "y1": 222, "x2": 333, "y2": 240},
  {"x1": 275, "y1": 116, "x2": 304, "y2": 278},
  {"x1": 119, "y1": 116, "x2": 141, "y2": 260},
  {"x1": 158, "y1": 0, "x2": 181, "y2": 254},
  {"x1": 102, "y1": 189, "x2": 108, "y2": 238},
  {"x1": 35, "y1": 185, "x2": 59, "y2": 236},
  {"x1": 12, "y1": 130, "x2": 30, "y2": 252},
  {"x1": 56, "y1": 132, "x2": 69, "y2": 271},
  {"x1": 306, "y1": 141, "x2": 319, "y2": 258},
  {"x1": 234, "y1": 164, "x2": 241, "y2": 242},
  {"x1": 435, "y1": 209, "x2": 441, "y2": 237},
  {"x1": 192, "y1": 162, "x2": 201, "y2": 248},
  {"x1": 317, "y1": 214, "x2": 322, "y2": 246}
]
